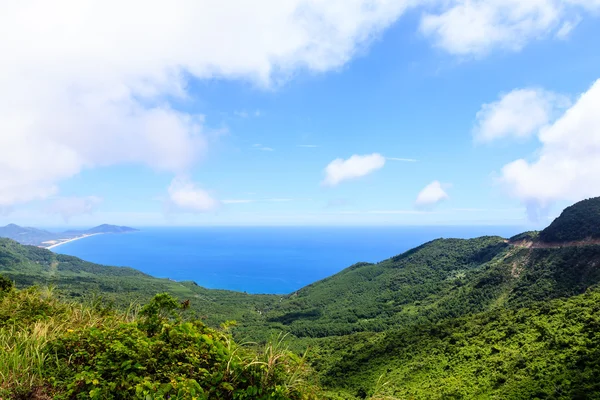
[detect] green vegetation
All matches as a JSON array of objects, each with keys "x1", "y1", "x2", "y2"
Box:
[
  {"x1": 3, "y1": 197, "x2": 600, "y2": 398},
  {"x1": 0, "y1": 282, "x2": 318, "y2": 399},
  {"x1": 312, "y1": 287, "x2": 600, "y2": 399},
  {"x1": 540, "y1": 197, "x2": 600, "y2": 243},
  {"x1": 264, "y1": 236, "x2": 600, "y2": 339},
  {"x1": 0, "y1": 238, "x2": 277, "y2": 329},
  {"x1": 508, "y1": 230, "x2": 539, "y2": 243},
  {"x1": 265, "y1": 236, "x2": 511, "y2": 337}
]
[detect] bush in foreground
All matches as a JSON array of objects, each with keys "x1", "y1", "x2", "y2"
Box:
[{"x1": 0, "y1": 279, "x2": 318, "y2": 399}]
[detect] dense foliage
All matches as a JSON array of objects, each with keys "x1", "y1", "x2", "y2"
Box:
[
  {"x1": 264, "y1": 237, "x2": 510, "y2": 337},
  {"x1": 540, "y1": 197, "x2": 600, "y2": 243},
  {"x1": 0, "y1": 282, "x2": 318, "y2": 399},
  {"x1": 312, "y1": 286, "x2": 600, "y2": 399}
]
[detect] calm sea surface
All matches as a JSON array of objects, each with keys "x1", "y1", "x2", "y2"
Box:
[{"x1": 52, "y1": 226, "x2": 523, "y2": 294}]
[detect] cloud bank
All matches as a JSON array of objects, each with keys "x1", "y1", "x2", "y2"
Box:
[
  {"x1": 1, "y1": 0, "x2": 598, "y2": 208},
  {"x1": 0, "y1": 0, "x2": 413, "y2": 207},
  {"x1": 499, "y1": 79, "x2": 600, "y2": 214},
  {"x1": 474, "y1": 88, "x2": 570, "y2": 142},
  {"x1": 420, "y1": 0, "x2": 597, "y2": 56}
]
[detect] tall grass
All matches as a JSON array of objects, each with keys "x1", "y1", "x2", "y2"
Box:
[
  {"x1": 250, "y1": 333, "x2": 320, "y2": 398},
  {"x1": 0, "y1": 285, "x2": 320, "y2": 399},
  {"x1": 0, "y1": 285, "x2": 129, "y2": 397},
  {"x1": 0, "y1": 322, "x2": 49, "y2": 394}
]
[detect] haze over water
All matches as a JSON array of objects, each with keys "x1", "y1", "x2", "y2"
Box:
[{"x1": 53, "y1": 226, "x2": 522, "y2": 294}]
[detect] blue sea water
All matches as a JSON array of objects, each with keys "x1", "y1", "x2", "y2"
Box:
[{"x1": 53, "y1": 226, "x2": 523, "y2": 294}]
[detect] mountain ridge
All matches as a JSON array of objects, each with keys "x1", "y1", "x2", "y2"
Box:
[{"x1": 0, "y1": 223, "x2": 139, "y2": 247}]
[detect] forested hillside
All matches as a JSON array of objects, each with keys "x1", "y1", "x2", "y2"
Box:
[
  {"x1": 0, "y1": 238, "x2": 277, "y2": 329},
  {"x1": 539, "y1": 197, "x2": 600, "y2": 243},
  {"x1": 264, "y1": 236, "x2": 600, "y2": 339},
  {"x1": 313, "y1": 287, "x2": 600, "y2": 398},
  {"x1": 2, "y1": 197, "x2": 600, "y2": 398}
]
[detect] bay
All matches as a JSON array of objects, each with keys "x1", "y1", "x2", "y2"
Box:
[{"x1": 53, "y1": 226, "x2": 523, "y2": 294}]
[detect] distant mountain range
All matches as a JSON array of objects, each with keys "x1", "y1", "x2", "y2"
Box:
[{"x1": 0, "y1": 223, "x2": 139, "y2": 247}]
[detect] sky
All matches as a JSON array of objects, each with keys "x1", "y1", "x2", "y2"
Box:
[{"x1": 1, "y1": 0, "x2": 600, "y2": 227}]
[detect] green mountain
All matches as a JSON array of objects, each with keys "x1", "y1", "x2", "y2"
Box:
[
  {"x1": 312, "y1": 287, "x2": 600, "y2": 399},
  {"x1": 264, "y1": 235, "x2": 600, "y2": 339},
  {"x1": 0, "y1": 238, "x2": 276, "y2": 328},
  {"x1": 0, "y1": 223, "x2": 139, "y2": 247},
  {"x1": 65, "y1": 224, "x2": 140, "y2": 235},
  {"x1": 3, "y1": 196, "x2": 600, "y2": 398},
  {"x1": 0, "y1": 223, "x2": 57, "y2": 246},
  {"x1": 539, "y1": 197, "x2": 600, "y2": 243}
]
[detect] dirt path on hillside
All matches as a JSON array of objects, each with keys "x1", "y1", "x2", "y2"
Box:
[{"x1": 508, "y1": 238, "x2": 600, "y2": 249}]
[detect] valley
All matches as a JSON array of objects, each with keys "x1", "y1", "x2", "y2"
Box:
[{"x1": 2, "y1": 197, "x2": 600, "y2": 398}]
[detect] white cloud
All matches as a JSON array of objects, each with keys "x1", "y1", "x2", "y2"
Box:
[
  {"x1": 297, "y1": 144, "x2": 319, "y2": 148},
  {"x1": 322, "y1": 153, "x2": 386, "y2": 186},
  {"x1": 473, "y1": 88, "x2": 570, "y2": 142},
  {"x1": 415, "y1": 181, "x2": 449, "y2": 208},
  {"x1": 2, "y1": 0, "x2": 598, "y2": 209},
  {"x1": 499, "y1": 79, "x2": 600, "y2": 215},
  {"x1": 167, "y1": 177, "x2": 220, "y2": 213},
  {"x1": 0, "y1": 0, "x2": 413, "y2": 207},
  {"x1": 566, "y1": 0, "x2": 600, "y2": 10},
  {"x1": 555, "y1": 17, "x2": 581, "y2": 39},
  {"x1": 46, "y1": 196, "x2": 103, "y2": 222},
  {"x1": 420, "y1": 0, "x2": 595, "y2": 55}
]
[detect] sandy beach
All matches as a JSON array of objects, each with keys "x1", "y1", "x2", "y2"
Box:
[{"x1": 45, "y1": 233, "x2": 103, "y2": 249}]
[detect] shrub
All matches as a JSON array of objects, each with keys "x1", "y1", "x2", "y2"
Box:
[
  {"x1": 46, "y1": 293, "x2": 318, "y2": 399},
  {"x1": 0, "y1": 274, "x2": 13, "y2": 293}
]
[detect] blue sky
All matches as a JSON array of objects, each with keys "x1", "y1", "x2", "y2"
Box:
[{"x1": 1, "y1": 1, "x2": 600, "y2": 227}]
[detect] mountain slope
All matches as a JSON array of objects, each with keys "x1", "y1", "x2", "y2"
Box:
[
  {"x1": 0, "y1": 238, "x2": 276, "y2": 328},
  {"x1": 539, "y1": 197, "x2": 600, "y2": 243},
  {"x1": 267, "y1": 239, "x2": 600, "y2": 339},
  {"x1": 264, "y1": 197, "x2": 600, "y2": 341},
  {"x1": 0, "y1": 224, "x2": 57, "y2": 246},
  {"x1": 265, "y1": 236, "x2": 512, "y2": 337},
  {"x1": 313, "y1": 286, "x2": 600, "y2": 399}
]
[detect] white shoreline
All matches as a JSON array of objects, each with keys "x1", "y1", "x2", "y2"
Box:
[{"x1": 45, "y1": 233, "x2": 104, "y2": 249}]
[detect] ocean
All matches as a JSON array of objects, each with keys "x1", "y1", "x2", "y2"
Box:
[{"x1": 52, "y1": 226, "x2": 523, "y2": 294}]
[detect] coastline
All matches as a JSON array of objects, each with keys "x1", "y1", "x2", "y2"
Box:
[{"x1": 45, "y1": 233, "x2": 103, "y2": 250}]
